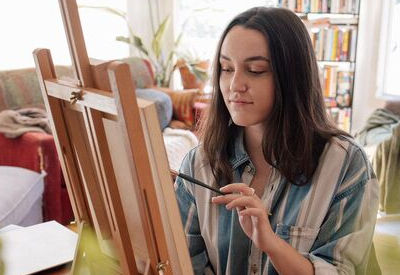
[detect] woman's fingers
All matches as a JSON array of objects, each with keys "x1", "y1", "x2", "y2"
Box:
[
  {"x1": 220, "y1": 183, "x2": 253, "y2": 195},
  {"x1": 212, "y1": 183, "x2": 255, "y2": 203},
  {"x1": 239, "y1": 207, "x2": 266, "y2": 218},
  {"x1": 211, "y1": 193, "x2": 240, "y2": 204},
  {"x1": 225, "y1": 195, "x2": 260, "y2": 210}
]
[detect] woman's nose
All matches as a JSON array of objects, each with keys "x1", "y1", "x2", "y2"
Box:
[{"x1": 230, "y1": 71, "x2": 247, "y2": 93}]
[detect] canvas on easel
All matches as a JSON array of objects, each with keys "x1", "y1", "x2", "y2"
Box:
[{"x1": 32, "y1": 0, "x2": 192, "y2": 274}]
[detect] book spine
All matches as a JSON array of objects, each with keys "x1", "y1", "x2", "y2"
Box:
[
  {"x1": 304, "y1": 0, "x2": 310, "y2": 12},
  {"x1": 289, "y1": 0, "x2": 296, "y2": 10},
  {"x1": 341, "y1": 28, "x2": 350, "y2": 60},
  {"x1": 349, "y1": 28, "x2": 357, "y2": 61},
  {"x1": 323, "y1": 66, "x2": 331, "y2": 97},
  {"x1": 319, "y1": 28, "x2": 325, "y2": 60},
  {"x1": 297, "y1": 0, "x2": 302, "y2": 12},
  {"x1": 331, "y1": 27, "x2": 338, "y2": 61},
  {"x1": 336, "y1": 28, "x2": 343, "y2": 61},
  {"x1": 330, "y1": 66, "x2": 338, "y2": 98}
]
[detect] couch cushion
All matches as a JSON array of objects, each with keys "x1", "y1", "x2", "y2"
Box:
[
  {"x1": 121, "y1": 57, "x2": 155, "y2": 89},
  {"x1": 0, "y1": 166, "x2": 45, "y2": 227},
  {"x1": 0, "y1": 66, "x2": 72, "y2": 111},
  {"x1": 162, "y1": 89, "x2": 199, "y2": 127},
  {"x1": 136, "y1": 88, "x2": 173, "y2": 130},
  {"x1": 0, "y1": 69, "x2": 44, "y2": 111}
]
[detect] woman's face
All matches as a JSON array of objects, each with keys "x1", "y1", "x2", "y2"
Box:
[{"x1": 219, "y1": 26, "x2": 275, "y2": 128}]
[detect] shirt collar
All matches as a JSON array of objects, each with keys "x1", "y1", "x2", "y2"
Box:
[{"x1": 229, "y1": 127, "x2": 252, "y2": 170}]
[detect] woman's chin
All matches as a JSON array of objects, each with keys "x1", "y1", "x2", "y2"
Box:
[
  {"x1": 231, "y1": 116, "x2": 267, "y2": 128},
  {"x1": 231, "y1": 118, "x2": 251, "y2": 127}
]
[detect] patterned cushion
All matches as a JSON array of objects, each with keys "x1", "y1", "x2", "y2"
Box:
[
  {"x1": 0, "y1": 69, "x2": 43, "y2": 111},
  {"x1": 161, "y1": 89, "x2": 199, "y2": 127},
  {"x1": 0, "y1": 66, "x2": 72, "y2": 111},
  {"x1": 120, "y1": 57, "x2": 155, "y2": 89}
]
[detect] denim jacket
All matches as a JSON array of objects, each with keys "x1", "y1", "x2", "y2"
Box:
[{"x1": 174, "y1": 130, "x2": 379, "y2": 275}]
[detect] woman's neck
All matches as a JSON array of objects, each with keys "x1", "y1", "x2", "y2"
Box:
[{"x1": 244, "y1": 125, "x2": 270, "y2": 172}]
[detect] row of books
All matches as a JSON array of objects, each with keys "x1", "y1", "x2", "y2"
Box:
[
  {"x1": 309, "y1": 26, "x2": 357, "y2": 62},
  {"x1": 320, "y1": 65, "x2": 353, "y2": 107},
  {"x1": 278, "y1": 0, "x2": 360, "y2": 14},
  {"x1": 327, "y1": 107, "x2": 351, "y2": 132}
]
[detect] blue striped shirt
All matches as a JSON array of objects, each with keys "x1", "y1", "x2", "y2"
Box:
[{"x1": 174, "y1": 130, "x2": 379, "y2": 275}]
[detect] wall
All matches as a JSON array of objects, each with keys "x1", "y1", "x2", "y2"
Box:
[
  {"x1": 351, "y1": 0, "x2": 385, "y2": 134},
  {"x1": 126, "y1": 0, "x2": 175, "y2": 60}
]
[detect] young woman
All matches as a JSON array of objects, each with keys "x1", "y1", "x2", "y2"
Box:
[{"x1": 175, "y1": 7, "x2": 379, "y2": 275}]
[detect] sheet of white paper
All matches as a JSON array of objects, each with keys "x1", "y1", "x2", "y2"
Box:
[
  {"x1": 0, "y1": 221, "x2": 78, "y2": 275},
  {"x1": 0, "y1": 224, "x2": 22, "y2": 233}
]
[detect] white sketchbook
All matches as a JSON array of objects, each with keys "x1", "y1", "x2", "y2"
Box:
[{"x1": 0, "y1": 221, "x2": 78, "y2": 275}]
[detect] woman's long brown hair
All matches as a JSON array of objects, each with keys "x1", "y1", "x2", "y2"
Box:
[{"x1": 199, "y1": 7, "x2": 350, "y2": 186}]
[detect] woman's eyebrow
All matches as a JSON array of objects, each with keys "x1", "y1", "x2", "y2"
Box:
[
  {"x1": 220, "y1": 54, "x2": 231, "y2": 61},
  {"x1": 244, "y1": 56, "x2": 270, "y2": 62},
  {"x1": 219, "y1": 54, "x2": 270, "y2": 63}
]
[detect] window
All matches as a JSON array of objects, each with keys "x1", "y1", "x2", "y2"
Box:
[
  {"x1": 0, "y1": 0, "x2": 127, "y2": 70},
  {"x1": 378, "y1": 0, "x2": 400, "y2": 98},
  {"x1": 174, "y1": 0, "x2": 276, "y2": 91}
]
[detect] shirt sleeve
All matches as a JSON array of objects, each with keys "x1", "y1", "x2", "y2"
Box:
[
  {"x1": 174, "y1": 150, "x2": 212, "y2": 275},
  {"x1": 307, "y1": 147, "x2": 380, "y2": 275}
]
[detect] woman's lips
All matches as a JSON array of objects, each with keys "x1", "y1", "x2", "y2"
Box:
[{"x1": 230, "y1": 100, "x2": 253, "y2": 104}]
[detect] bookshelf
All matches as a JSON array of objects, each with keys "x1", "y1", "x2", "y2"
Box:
[{"x1": 278, "y1": 0, "x2": 361, "y2": 132}]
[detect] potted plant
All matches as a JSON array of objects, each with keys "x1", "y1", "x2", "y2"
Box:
[
  {"x1": 176, "y1": 56, "x2": 209, "y2": 90},
  {"x1": 79, "y1": 5, "x2": 208, "y2": 88}
]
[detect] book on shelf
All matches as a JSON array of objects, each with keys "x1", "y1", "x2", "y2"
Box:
[
  {"x1": 279, "y1": 0, "x2": 359, "y2": 132},
  {"x1": 309, "y1": 26, "x2": 357, "y2": 61},
  {"x1": 349, "y1": 28, "x2": 357, "y2": 61},
  {"x1": 327, "y1": 107, "x2": 351, "y2": 132},
  {"x1": 336, "y1": 70, "x2": 353, "y2": 107},
  {"x1": 278, "y1": 0, "x2": 360, "y2": 14},
  {"x1": 322, "y1": 65, "x2": 338, "y2": 98},
  {"x1": 320, "y1": 65, "x2": 353, "y2": 108}
]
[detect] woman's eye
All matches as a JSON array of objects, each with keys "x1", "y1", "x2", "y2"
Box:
[
  {"x1": 221, "y1": 67, "x2": 233, "y2": 72},
  {"x1": 249, "y1": 70, "x2": 265, "y2": 74}
]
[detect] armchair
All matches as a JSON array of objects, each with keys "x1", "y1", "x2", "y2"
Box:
[{"x1": 0, "y1": 67, "x2": 73, "y2": 225}]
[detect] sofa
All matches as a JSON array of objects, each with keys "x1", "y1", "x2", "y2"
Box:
[
  {"x1": 0, "y1": 67, "x2": 74, "y2": 225},
  {"x1": 0, "y1": 57, "x2": 202, "y2": 226}
]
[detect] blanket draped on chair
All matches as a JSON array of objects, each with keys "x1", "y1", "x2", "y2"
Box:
[
  {"x1": 355, "y1": 108, "x2": 400, "y2": 214},
  {"x1": 373, "y1": 124, "x2": 400, "y2": 214},
  {"x1": 0, "y1": 108, "x2": 51, "y2": 138}
]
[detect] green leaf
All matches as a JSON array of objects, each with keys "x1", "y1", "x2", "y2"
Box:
[
  {"x1": 116, "y1": 35, "x2": 130, "y2": 44},
  {"x1": 174, "y1": 31, "x2": 184, "y2": 48},
  {"x1": 152, "y1": 15, "x2": 170, "y2": 59},
  {"x1": 116, "y1": 36, "x2": 149, "y2": 56},
  {"x1": 188, "y1": 64, "x2": 208, "y2": 81}
]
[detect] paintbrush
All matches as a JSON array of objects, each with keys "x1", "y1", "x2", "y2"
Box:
[{"x1": 170, "y1": 169, "x2": 227, "y2": 195}]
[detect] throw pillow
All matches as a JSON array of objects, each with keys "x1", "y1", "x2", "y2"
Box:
[
  {"x1": 161, "y1": 89, "x2": 199, "y2": 127},
  {"x1": 121, "y1": 57, "x2": 154, "y2": 89},
  {"x1": 0, "y1": 66, "x2": 72, "y2": 111},
  {"x1": 136, "y1": 88, "x2": 173, "y2": 130}
]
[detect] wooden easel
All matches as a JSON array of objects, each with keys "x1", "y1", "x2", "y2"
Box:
[{"x1": 33, "y1": 0, "x2": 192, "y2": 274}]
